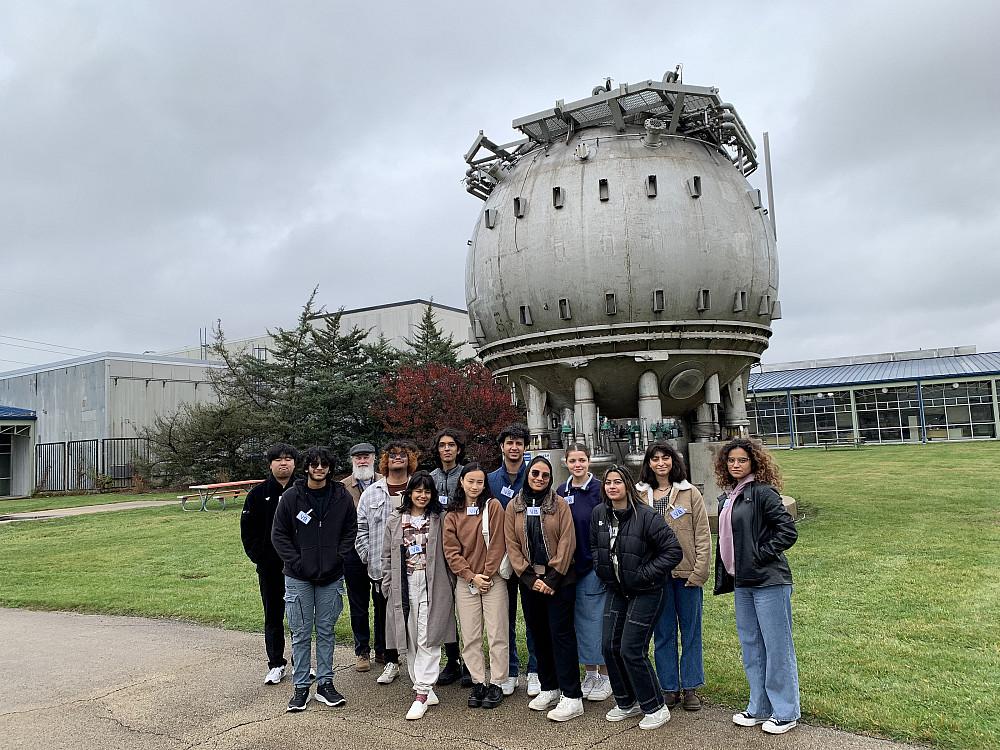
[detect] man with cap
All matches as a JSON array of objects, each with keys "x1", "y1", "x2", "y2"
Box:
[{"x1": 341, "y1": 442, "x2": 383, "y2": 673}]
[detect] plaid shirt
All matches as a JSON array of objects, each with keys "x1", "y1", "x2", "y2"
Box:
[{"x1": 355, "y1": 477, "x2": 396, "y2": 580}]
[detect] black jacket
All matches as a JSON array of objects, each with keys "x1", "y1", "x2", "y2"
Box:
[
  {"x1": 590, "y1": 501, "x2": 682, "y2": 596},
  {"x1": 240, "y1": 474, "x2": 293, "y2": 571},
  {"x1": 713, "y1": 481, "x2": 797, "y2": 595},
  {"x1": 271, "y1": 479, "x2": 358, "y2": 586}
]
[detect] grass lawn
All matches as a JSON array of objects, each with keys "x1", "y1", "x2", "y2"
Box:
[
  {"x1": 0, "y1": 491, "x2": 178, "y2": 516},
  {"x1": 1, "y1": 442, "x2": 997, "y2": 748}
]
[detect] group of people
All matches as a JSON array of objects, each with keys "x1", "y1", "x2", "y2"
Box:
[{"x1": 240, "y1": 424, "x2": 801, "y2": 734}]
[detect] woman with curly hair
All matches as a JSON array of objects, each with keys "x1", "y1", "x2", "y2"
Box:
[
  {"x1": 713, "y1": 439, "x2": 800, "y2": 735},
  {"x1": 381, "y1": 471, "x2": 457, "y2": 720}
]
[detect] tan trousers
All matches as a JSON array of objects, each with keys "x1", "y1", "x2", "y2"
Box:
[{"x1": 455, "y1": 578, "x2": 510, "y2": 686}]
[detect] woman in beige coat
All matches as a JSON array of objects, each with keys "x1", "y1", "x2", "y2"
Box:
[
  {"x1": 381, "y1": 471, "x2": 457, "y2": 720},
  {"x1": 636, "y1": 443, "x2": 711, "y2": 711}
]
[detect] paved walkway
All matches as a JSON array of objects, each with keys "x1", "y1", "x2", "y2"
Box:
[
  {"x1": 0, "y1": 609, "x2": 924, "y2": 750},
  {"x1": 0, "y1": 500, "x2": 176, "y2": 523}
]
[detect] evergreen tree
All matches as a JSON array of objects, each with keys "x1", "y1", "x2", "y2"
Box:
[{"x1": 402, "y1": 302, "x2": 463, "y2": 367}]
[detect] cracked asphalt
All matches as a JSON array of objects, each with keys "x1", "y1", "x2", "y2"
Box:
[{"x1": 0, "y1": 608, "x2": 923, "y2": 750}]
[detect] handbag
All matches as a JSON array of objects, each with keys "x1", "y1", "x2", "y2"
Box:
[{"x1": 481, "y1": 501, "x2": 513, "y2": 580}]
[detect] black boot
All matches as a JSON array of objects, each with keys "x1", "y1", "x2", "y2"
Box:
[{"x1": 437, "y1": 660, "x2": 462, "y2": 686}]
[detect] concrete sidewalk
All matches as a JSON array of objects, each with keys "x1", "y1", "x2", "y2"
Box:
[
  {"x1": 0, "y1": 609, "x2": 923, "y2": 750},
  {"x1": 0, "y1": 500, "x2": 177, "y2": 523}
]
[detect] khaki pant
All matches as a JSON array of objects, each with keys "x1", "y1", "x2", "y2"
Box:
[{"x1": 455, "y1": 578, "x2": 509, "y2": 685}]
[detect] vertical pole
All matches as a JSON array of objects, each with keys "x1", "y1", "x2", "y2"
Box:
[
  {"x1": 786, "y1": 390, "x2": 796, "y2": 449},
  {"x1": 916, "y1": 380, "x2": 928, "y2": 444},
  {"x1": 763, "y1": 131, "x2": 776, "y2": 241},
  {"x1": 849, "y1": 389, "x2": 860, "y2": 443},
  {"x1": 991, "y1": 378, "x2": 1000, "y2": 440}
]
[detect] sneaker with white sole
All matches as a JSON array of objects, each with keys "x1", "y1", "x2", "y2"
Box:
[
  {"x1": 406, "y1": 696, "x2": 429, "y2": 720},
  {"x1": 639, "y1": 705, "x2": 671, "y2": 730},
  {"x1": 580, "y1": 673, "x2": 597, "y2": 698},
  {"x1": 286, "y1": 686, "x2": 310, "y2": 712},
  {"x1": 526, "y1": 672, "x2": 541, "y2": 696},
  {"x1": 547, "y1": 696, "x2": 584, "y2": 722},
  {"x1": 605, "y1": 703, "x2": 643, "y2": 722},
  {"x1": 314, "y1": 681, "x2": 346, "y2": 707},
  {"x1": 587, "y1": 675, "x2": 613, "y2": 701},
  {"x1": 732, "y1": 711, "x2": 767, "y2": 726},
  {"x1": 500, "y1": 676, "x2": 518, "y2": 696},
  {"x1": 762, "y1": 718, "x2": 798, "y2": 734},
  {"x1": 425, "y1": 688, "x2": 439, "y2": 706},
  {"x1": 528, "y1": 689, "x2": 561, "y2": 711},
  {"x1": 264, "y1": 665, "x2": 286, "y2": 684},
  {"x1": 376, "y1": 662, "x2": 400, "y2": 684}
]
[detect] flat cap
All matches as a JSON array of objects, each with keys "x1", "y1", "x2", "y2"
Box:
[{"x1": 349, "y1": 442, "x2": 377, "y2": 456}]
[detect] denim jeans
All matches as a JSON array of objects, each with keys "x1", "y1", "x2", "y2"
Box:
[
  {"x1": 506, "y1": 575, "x2": 537, "y2": 676},
  {"x1": 283, "y1": 576, "x2": 344, "y2": 688},
  {"x1": 653, "y1": 577, "x2": 705, "y2": 690},
  {"x1": 574, "y1": 569, "x2": 606, "y2": 665},
  {"x1": 734, "y1": 584, "x2": 800, "y2": 721},
  {"x1": 602, "y1": 587, "x2": 665, "y2": 714}
]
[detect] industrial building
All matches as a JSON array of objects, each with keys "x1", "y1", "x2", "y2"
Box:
[
  {"x1": 1, "y1": 406, "x2": 36, "y2": 498},
  {"x1": 746, "y1": 346, "x2": 1000, "y2": 447}
]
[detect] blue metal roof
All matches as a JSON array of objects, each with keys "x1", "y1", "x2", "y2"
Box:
[
  {"x1": 749, "y1": 352, "x2": 1000, "y2": 393},
  {"x1": 0, "y1": 405, "x2": 36, "y2": 420}
]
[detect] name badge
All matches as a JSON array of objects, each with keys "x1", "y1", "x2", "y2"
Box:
[
  {"x1": 440, "y1": 495, "x2": 449, "y2": 504},
  {"x1": 466, "y1": 506, "x2": 480, "y2": 516},
  {"x1": 564, "y1": 494, "x2": 575, "y2": 505},
  {"x1": 669, "y1": 507, "x2": 687, "y2": 520},
  {"x1": 501, "y1": 486, "x2": 515, "y2": 498},
  {"x1": 296, "y1": 511, "x2": 312, "y2": 525},
  {"x1": 407, "y1": 544, "x2": 423, "y2": 555},
  {"x1": 527, "y1": 506, "x2": 541, "y2": 517}
]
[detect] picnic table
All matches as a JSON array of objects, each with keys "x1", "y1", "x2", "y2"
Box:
[{"x1": 179, "y1": 479, "x2": 264, "y2": 512}]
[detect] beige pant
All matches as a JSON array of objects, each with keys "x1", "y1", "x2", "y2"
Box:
[{"x1": 455, "y1": 578, "x2": 510, "y2": 686}]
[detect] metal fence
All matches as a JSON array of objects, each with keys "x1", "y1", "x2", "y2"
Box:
[{"x1": 34, "y1": 438, "x2": 149, "y2": 493}]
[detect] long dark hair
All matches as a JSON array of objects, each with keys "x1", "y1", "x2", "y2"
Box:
[
  {"x1": 446, "y1": 462, "x2": 494, "y2": 512},
  {"x1": 432, "y1": 428, "x2": 467, "y2": 467},
  {"x1": 397, "y1": 470, "x2": 443, "y2": 516},
  {"x1": 600, "y1": 465, "x2": 644, "y2": 509},
  {"x1": 638, "y1": 442, "x2": 688, "y2": 487}
]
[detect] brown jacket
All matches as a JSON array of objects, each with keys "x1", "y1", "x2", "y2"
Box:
[
  {"x1": 442, "y1": 498, "x2": 507, "y2": 582},
  {"x1": 638, "y1": 480, "x2": 712, "y2": 587},
  {"x1": 504, "y1": 489, "x2": 576, "y2": 590},
  {"x1": 341, "y1": 472, "x2": 383, "y2": 508}
]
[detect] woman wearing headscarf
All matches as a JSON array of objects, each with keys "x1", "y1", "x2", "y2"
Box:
[{"x1": 504, "y1": 455, "x2": 583, "y2": 722}]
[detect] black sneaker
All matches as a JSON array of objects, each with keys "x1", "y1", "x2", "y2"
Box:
[
  {"x1": 315, "y1": 681, "x2": 346, "y2": 707},
  {"x1": 437, "y1": 660, "x2": 462, "y2": 686},
  {"x1": 481, "y1": 683, "x2": 504, "y2": 709},
  {"x1": 286, "y1": 686, "x2": 310, "y2": 712},
  {"x1": 468, "y1": 683, "x2": 486, "y2": 708},
  {"x1": 460, "y1": 663, "x2": 474, "y2": 688}
]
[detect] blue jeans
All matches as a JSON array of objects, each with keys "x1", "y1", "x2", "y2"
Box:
[
  {"x1": 283, "y1": 576, "x2": 344, "y2": 688},
  {"x1": 602, "y1": 586, "x2": 665, "y2": 714},
  {"x1": 575, "y1": 570, "x2": 606, "y2": 665},
  {"x1": 734, "y1": 584, "x2": 800, "y2": 721},
  {"x1": 653, "y1": 577, "x2": 705, "y2": 690},
  {"x1": 507, "y1": 575, "x2": 537, "y2": 676}
]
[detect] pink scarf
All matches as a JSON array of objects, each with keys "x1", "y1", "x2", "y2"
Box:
[{"x1": 718, "y1": 474, "x2": 755, "y2": 576}]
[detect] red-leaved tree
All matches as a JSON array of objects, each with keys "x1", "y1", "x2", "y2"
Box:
[{"x1": 373, "y1": 362, "x2": 524, "y2": 470}]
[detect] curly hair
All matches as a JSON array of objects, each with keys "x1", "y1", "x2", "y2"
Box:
[
  {"x1": 378, "y1": 439, "x2": 420, "y2": 475},
  {"x1": 638, "y1": 442, "x2": 688, "y2": 487},
  {"x1": 713, "y1": 438, "x2": 783, "y2": 490}
]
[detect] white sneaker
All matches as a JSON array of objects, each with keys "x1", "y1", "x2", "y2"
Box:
[
  {"x1": 762, "y1": 718, "x2": 798, "y2": 734},
  {"x1": 528, "y1": 689, "x2": 561, "y2": 711},
  {"x1": 547, "y1": 696, "x2": 584, "y2": 722},
  {"x1": 581, "y1": 673, "x2": 598, "y2": 698},
  {"x1": 425, "y1": 688, "x2": 439, "y2": 706},
  {"x1": 732, "y1": 711, "x2": 767, "y2": 727},
  {"x1": 376, "y1": 662, "x2": 400, "y2": 684},
  {"x1": 639, "y1": 705, "x2": 671, "y2": 730},
  {"x1": 605, "y1": 703, "x2": 643, "y2": 722},
  {"x1": 405, "y1": 698, "x2": 428, "y2": 720},
  {"x1": 526, "y1": 672, "x2": 541, "y2": 696},
  {"x1": 264, "y1": 665, "x2": 286, "y2": 685},
  {"x1": 500, "y1": 676, "x2": 518, "y2": 696},
  {"x1": 587, "y1": 675, "x2": 613, "y2": 701}
]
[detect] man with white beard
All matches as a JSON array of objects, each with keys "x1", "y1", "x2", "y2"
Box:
[{"x1": 340, "y1": 443, "x2": 383, "y2": 673}]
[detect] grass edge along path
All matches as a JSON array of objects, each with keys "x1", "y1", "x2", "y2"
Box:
[{"x1": 1, "y1": 442, "x2": 998, "y2": 749}]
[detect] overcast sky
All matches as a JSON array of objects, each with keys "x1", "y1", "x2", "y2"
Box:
[{"x1": 2, "y1": 0, "x2": 997, "y2": 372}]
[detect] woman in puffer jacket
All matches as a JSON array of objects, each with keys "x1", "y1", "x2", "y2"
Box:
[{"x1": 590, "y1": 465, "x2": 682, "y2": 731}]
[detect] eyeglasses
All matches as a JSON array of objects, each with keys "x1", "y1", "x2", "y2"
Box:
[
  {"x1": 529, "y1": 469, "x2": 550, "y2": 479},
  {"x1": 726, "y1": 457, "x2": 750, "y2": 465},
  {"x1": 388, "y1": 452, "x2": 408, "y2": 459}
]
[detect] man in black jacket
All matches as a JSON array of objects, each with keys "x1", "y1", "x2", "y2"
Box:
[
  {"x1": 271, "y1": 446, "x2": 357, "y2": 712},
  {"x1": 241, "y1": 443, "x2": 298, "y2": 686}
]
